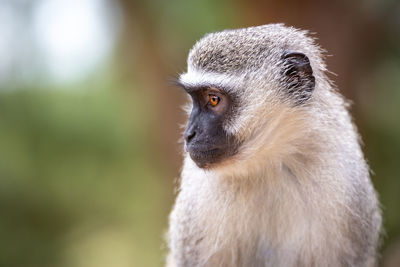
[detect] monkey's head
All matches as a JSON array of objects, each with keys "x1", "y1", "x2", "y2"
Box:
[{"x1": 178, "y1": 24, "x2": 328, "y2": 170}]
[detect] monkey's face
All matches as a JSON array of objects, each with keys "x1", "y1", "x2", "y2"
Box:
[
  {"x1": 178, "y1": 25, "x2": 319, "y2": 169},
  {"x1": 183, "y1": 87, "x2": 239, "y2": 168}
]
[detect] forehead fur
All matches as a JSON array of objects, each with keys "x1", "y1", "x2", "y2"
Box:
[{"x1": 188, "y1": 24, "x2": 324, "y2": 75}]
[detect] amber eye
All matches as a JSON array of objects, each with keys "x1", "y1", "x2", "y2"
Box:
[{"x1": 208, "y1": 94, "x2": 220, "y2": 107}]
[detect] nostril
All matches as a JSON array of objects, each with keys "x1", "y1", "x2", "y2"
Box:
[{"x1": 184, "y1": 130, "x2": 196, "y2": 143}]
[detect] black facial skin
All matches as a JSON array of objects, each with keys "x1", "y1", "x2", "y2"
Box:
[{"x1": 183, "y1": 87, "x2": 238, "y2": 168}]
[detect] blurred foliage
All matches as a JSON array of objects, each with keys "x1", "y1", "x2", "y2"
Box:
[
  {"x1": 361, "y1": 59, "x2": 400, "y2": 247},
  {"x1": 0, "y1": 78, "x2": 171, "y2": 267}
]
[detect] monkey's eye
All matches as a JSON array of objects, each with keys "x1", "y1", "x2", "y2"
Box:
[{"x1": 208, "y1": 94, "x2": 220, "y2": 107}]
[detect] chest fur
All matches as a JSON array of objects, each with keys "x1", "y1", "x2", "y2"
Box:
[{"x1": 173, "y1": 171, "x2": 334, "y2": 267}]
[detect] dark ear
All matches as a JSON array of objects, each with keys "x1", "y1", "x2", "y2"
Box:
[{"x1": 281, "y1": 51, "x2": 315, "y2": 104}]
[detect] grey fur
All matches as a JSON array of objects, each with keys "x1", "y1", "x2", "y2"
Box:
[{"x1": 167, "y1": 24, "x2": 382, "y2": 267}]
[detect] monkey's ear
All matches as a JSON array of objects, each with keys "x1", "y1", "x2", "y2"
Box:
[{"x1": 282, "y1": 51, "x2": 315, "y2": 104}]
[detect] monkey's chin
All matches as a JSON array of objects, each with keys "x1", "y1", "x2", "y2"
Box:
[{"x1": 188, "y1": 149, "x2": 226, "y2": 169}]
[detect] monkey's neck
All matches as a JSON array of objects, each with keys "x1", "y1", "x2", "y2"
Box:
[{"x1": 208, "y1": 150, "x2": 319, "y2": 190}]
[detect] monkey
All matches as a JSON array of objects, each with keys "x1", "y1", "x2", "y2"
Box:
[{"x1": 166, "y1": 24, "x2": 382, "y2": 267}]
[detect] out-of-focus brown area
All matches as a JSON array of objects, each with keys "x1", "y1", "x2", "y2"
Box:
[{"x1": 0, "y1": 0, "x2": 399, "y2": 266}]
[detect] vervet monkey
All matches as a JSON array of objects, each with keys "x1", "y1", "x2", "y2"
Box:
[{"x1": 167, "y1": 24, "x2": 382, "y2": 267}]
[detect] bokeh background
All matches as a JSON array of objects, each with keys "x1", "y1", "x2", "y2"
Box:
[{"x1": 0, "y1": 0, "x2": 399, "y2": 266}]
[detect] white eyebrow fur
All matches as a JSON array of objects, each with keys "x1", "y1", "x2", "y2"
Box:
[{"x1": 179, "y1": 70, "x2": 245, "y2": 94}]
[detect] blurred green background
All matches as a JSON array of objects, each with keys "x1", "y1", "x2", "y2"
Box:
[{"x1": 0, "y1": 0, "x2": 399, "y2": 266}]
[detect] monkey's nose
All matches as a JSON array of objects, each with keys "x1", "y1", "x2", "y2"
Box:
[{"x1": 184, "y1": 129, "x2": 196, "y2": 143}]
